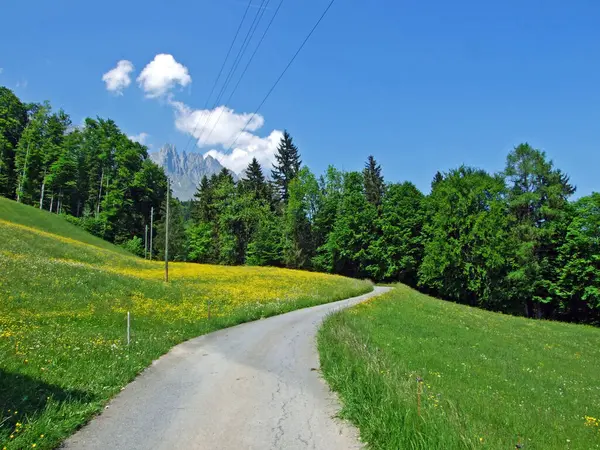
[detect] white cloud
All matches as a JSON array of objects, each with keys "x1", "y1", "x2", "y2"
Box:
[
  {"x1": 128, "y1": 132, "x2": 149, "y2": 145},
  {"x1": 171, "y1": 100, "x2": 282, "y2": 174},
  {"x1": 171, "y1": 101, "x2": 264, "y2": 147},
  {"x1": 137, "y1": 54, "x2": 191, "y2": 98},
  {"x1": 204, "y1": 130, "x2": 283, "y2": 174},
  {"x1": 0, "y1": 68, "x2": 3, "y2": 75},
  {"x1": 15, "y1": 80, "x2": 28, "y2": 89},
  {"x1": 102, "y1": 60, "x2": 134, "y2": 95}
]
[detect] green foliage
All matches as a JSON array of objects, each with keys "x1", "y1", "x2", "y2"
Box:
[
  {"x1": 0, "y1": 87, "x2": 27, "y2": 198},
  {"x1": 0, "y1": 88, "x2": 166, "y2": 248},
  {"x1": 504, "y1": 143, "x2": 575, "y2": 316},
  {"x1": 312, "y1": 165, "x2": 344, "y2": 251},
  {"x1": 554, "y1": 193, "x2": 600, "y2": 322},
  {"x1": 319, "y1": 285, "x2": 600, "y2": 449},
  {"x1": 369, "y1": 182, "x2": 424, "y2": 284},
  {"x1": 187, "y1": 222, "x2": 216, "y2": 263},
  {"x1": 120, "y1": 236, "x2": 144, "y2": 257},
  {"x1": 2, "y1": 87, "x2": 598, "y2": 324},
  {"x1": 316, "y1": 172, "x2": 378, "y2": 278},
  {"x1": 241, "y1": 157, "x2": 270, "y2": 202},
  {"x1": 363, "y1": 155, "x2": 385, "y2": 208},
  {"x1": 419, "y1": 166, "x2": 513, "y2": 309},
  {"x1": 282, "y1": 167, "x2": 319, "y2": 269},
  {"x1": 271, "y1": 130, "x2": 301, "y2": 202},
  {"x1": 246, "y1": 211, "x2": 283, "y2": 266}
]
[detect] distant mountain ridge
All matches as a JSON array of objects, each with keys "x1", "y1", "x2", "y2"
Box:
[{"x1": 150, "y1": 145, "x2": 230, "y2": 201}]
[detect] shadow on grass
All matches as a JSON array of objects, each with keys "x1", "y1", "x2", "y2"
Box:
[{"x1": 0, "y1": 369, "x2": 94, "y2": 432}]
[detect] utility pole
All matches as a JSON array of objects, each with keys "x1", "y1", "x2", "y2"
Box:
[
  {"x1": 144, "y1": 224, "x2": 148, "y2": 259},
  {"x1": 165, "y1": 178, "x2": 170, "y2": 283},
  {"x1": 149, "y1": 207, "x2": 154, "y2": 260}
]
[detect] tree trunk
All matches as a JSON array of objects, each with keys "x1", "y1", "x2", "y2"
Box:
[
  {"x1": 17, "y1": 141, "x2": 31, "y2": 203},
  {"x1": 96, "y1": 168, "x2": 104, "y2": 217},
  {"x1": 39, "y1": 178, "x2": 45, "y2": 209},
  {"x1": 49, "y1": 195, "x2": 54, "y2": 213}
]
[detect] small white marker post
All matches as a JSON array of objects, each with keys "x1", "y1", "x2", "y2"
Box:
[{"x1": 127, "y1": 311, "x2": 131, "y2": 346}]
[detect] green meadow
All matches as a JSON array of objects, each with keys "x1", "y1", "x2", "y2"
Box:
[
  {"x1": 0, "y1": 198, "x2": 371, "y2": 449},
  {"x1": 318, "y1": 284, "x2": 600, "y2": 450}
]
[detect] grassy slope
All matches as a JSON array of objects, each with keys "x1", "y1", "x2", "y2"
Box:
[
  {"x1": 318, "y1": 284, "x2": 600, "y2": 450},
  {"x1": 0, "y1": 198, "x2": 372, "y2": 449}
]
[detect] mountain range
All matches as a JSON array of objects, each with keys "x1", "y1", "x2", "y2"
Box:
[{"x1": 150, "y1": 145, "x2": 234, "y2": 201}]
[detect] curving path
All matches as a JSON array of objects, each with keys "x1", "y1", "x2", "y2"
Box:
[{"x1": 63, "y1": 287, "x2": 391, "y2": 450}]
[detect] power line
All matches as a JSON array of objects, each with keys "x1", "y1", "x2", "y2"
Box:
[
  {"x1": 195, "y1": 0, "x2": 271, "y2": 146},
  {"x1": 202, "y1": 0, "x2": 285, "y2": 146},
  {"x1": 180, "y1": 0, "x2": 253, "y2": 155},
  {"x1": 224, "y1": 0, "x2": 336, "y2": 154}
]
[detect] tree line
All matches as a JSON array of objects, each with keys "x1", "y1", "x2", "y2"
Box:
[
  {"x1": 179, "y1": 133, "x2": 598, "y2": 324},
  {"x1": 1, "y1": 86, "x2": 598, "y2": 324},
  {"x1": 0, "y1": 86, "x2": 167, "y2": 244}
]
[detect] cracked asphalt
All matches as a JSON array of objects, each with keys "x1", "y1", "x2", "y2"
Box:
[{"x1": 62, "y1": 287, "x2": 390, "y2": 450}]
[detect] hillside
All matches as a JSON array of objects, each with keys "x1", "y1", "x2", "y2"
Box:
[
  {"x1": 318, "y1": 285, "x2": 600, "y2": 450},
  {"x1": 0, "y1": 198, "x2": 372, "y2": 449}
]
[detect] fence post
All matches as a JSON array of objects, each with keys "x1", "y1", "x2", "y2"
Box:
[{"x1": 127, "y1": 311, "x2": 131, "y2": 346}]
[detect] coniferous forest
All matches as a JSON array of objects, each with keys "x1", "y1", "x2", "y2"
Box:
[{"x1": 1, "y1": 86, "x2": 598, "y2": 324}]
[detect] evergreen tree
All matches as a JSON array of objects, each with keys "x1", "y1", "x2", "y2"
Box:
[
  {"x1": 271, "y1": 130, "x2": 301, "y2": 202},
  {"x1": 246, "y1": 209, "x2": 283, "y2": 266},
  {"x1": 504, "y1": 143, "x2": 575, "y2": 317},
  {"x1": 369, "y1": 182, "x2": 424, "y2": 285},
  {"x1": 192, "y1": 175, "x2": 214, "y2": 223},
  {"x1": 241, "y1": 157, "x2": 269, "y2": 201},
  {"x1": 431, "y1": 171, "x2": 444, "y2": 189},
  {"x1": 363, "y1": 155, "x2": 385, "y2": 208}
]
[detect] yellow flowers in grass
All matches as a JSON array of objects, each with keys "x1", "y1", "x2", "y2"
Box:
[
  {"x1": 584, "y1": 415, "x2": 599, "y2": 428},
  {"x1": 0, "y1": 205, "x2": 371, "y2": 449}
]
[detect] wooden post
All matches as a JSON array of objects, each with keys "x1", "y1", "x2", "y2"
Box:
[
  {"x1": 165, "y1": 179, "x2": 170, "y2": 282},
  {"x1": 150, "y1": 207, "x2": 154, "y2": 260},
  {"x1": 416, "y1": 377, "x2": 423, "y2": 417},
  {"x1": 127, "y1": 312, "x2": 131, "y2": 346}
]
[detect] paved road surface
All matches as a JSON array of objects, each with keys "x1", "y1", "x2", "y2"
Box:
[{"x1": 63, "y1": 286, "x2": 390, "y2": 450}]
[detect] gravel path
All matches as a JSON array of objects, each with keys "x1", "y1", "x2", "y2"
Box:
[{"x1": 63, "y1": 286, "x2": 390, "y2": 450}]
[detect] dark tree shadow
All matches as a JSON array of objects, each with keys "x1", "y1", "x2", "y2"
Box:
[{"x1": 0, "y1": 368, "x2": 95, "y2": 432}]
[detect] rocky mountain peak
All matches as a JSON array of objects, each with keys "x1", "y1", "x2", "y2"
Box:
[{"x1": 150, "y1": 145, "x2": 235, "y2": 201}]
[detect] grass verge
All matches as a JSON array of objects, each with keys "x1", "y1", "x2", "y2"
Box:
[
  {"x1": 0, "y1": 198, "x2": 372, "y2": 449},
  {"x1": 318, "y1": 284, "x2": 600, "y2": 449}
]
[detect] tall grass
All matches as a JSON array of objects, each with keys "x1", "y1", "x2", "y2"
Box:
[
  {"x1": 318, "y1": 284, "x2": 600, "y2": 449},
  {"x1": 0, "y1": 198, "x2": 372, "y2": 449}
]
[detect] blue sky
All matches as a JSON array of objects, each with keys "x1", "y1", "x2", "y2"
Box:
[{"x1": 1, "y1": 0, "x2": 599, "y2": 196}]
